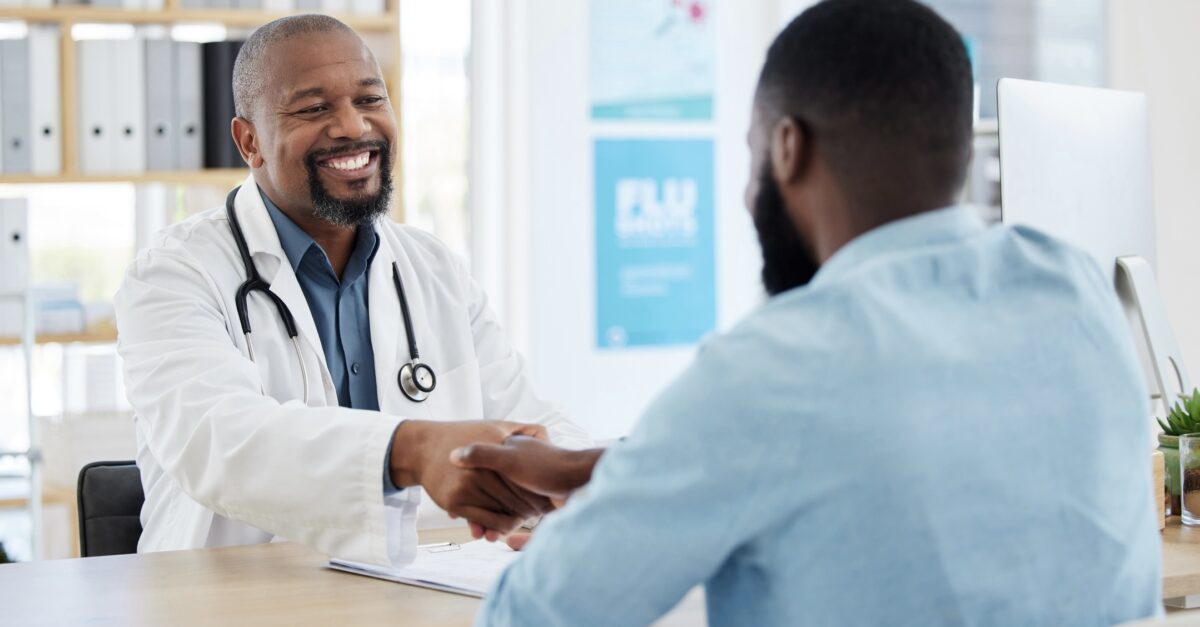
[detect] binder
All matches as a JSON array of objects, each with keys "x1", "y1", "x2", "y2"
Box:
[
  {"x1": 351, "y1": 0, "x2": 385, "y2": 15},
  {"x1": 1, "y1": 39, "x2": 31, "y2": 174},
  {"x1": 262, "y1": 0, "x2": 294, "y2": 11},
  {"x1": 109, "y1": 37, "x2": 146, "y2": 173},
  {"x1": 120, "y1": 0, "x2": 144, "y2": 9},
  {"x1": 0, "y1": 198, "x2": 28, "y2": 296},
  {"x1": 77, "y1": 40, "x2": 113, "y2": 174},
  {"x1": 201, "y1": 40, "x2": 245, "y2": 169},
  {"x1": 0, "y1": 47, "x2": 5, "y2": 173},
  {"x1": 144, "y1": 38, "x2": 176, "y2": 170},
  {"x1": 175, "y1": 41, "x2": 204, "y2": 171},
  {"x1": 29, "y1": 26, "x2": 61, "y2": 175}
]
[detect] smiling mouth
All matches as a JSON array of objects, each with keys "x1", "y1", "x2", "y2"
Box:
[{"x1": 316, "y1": 149, "x2": 378, "y2": 173}]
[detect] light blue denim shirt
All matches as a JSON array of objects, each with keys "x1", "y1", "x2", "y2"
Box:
[{"x1": 478, "y1": 206, "x2": 1162, "y2": 626}]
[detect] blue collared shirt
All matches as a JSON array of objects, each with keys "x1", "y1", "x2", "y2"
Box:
[
  {"x1": 261, "y1": 188, "x2": 381, "y2": 412},
  {"x1": 479, "y1": 206, "x2": 1161, "y2": 626}
]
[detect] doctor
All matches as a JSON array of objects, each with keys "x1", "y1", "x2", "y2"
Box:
[{"x1": 114, "y1": 14, "x2": 589, "y2": 567}]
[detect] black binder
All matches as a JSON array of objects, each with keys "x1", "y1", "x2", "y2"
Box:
[{"x1": 201, "y1": 40, "x2": 247, "y2": 170}]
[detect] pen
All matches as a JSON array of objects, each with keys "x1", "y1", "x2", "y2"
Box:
[{"x1": 419, "y1": 542, "x2": 461, "y2": 553}]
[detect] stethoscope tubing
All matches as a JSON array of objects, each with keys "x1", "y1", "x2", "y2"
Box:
[{"x1": 223, "y1": 186, "x2": 435, "y2": 404}]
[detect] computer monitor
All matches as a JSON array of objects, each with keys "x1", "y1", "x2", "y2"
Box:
[
  {"x1": 997, "y1": 78, "x2": 1186, "y2": 414},
  {"x1": 997, "y1": 78, "x2": 1155, "y2": 279}
]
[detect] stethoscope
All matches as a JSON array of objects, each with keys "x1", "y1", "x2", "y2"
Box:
[{"x1": 224, "y1": 187, "x2": 437, "y2": 404}]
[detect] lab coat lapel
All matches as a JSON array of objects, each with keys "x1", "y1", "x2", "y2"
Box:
[
  {"x1": 368, "y1": 235, "x2": 404, "y2": 414},
  {"x1": 231, "y1": 178, "x2": 331, "y2": 397}
]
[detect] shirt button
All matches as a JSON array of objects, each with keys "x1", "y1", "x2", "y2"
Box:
[{"x1": 351, "y1": 363, "x2": 361, "y2": 375}]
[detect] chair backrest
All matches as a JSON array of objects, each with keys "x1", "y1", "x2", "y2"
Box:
[{"x1": 76, "y1": 461, "x2": 144, "y2": 557}]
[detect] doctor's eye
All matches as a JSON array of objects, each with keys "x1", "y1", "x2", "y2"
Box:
[
  {"x1": 296, "y1": 105, "x2": 329, "y2": 116},
  {"x1": 357, "y1": 96, "x2": 386, "y2": 107}
]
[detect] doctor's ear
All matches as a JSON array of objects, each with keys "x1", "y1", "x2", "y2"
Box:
[
  {"x1": 770, "y1": 115, "x2": 810, "y2": 186},
  {"x1": 231, "y1": 117, "x2": 264, "y2": 169}
]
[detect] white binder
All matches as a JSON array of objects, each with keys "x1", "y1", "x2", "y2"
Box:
[
  {"x1": 109, "y1": 37, "x2": 146, "y2": 173},
  {"x1": 29, "y1": 26, "x2": 61, "y2": 175},
  {"x1": 77, "y1": 40, "x2": 113, "y2": 174},
  {"x1": 120, "y1": 0, "x2": 144, "y2": 9},
  {"x1": 1, "y1": 38, "x2": 31, "y2": 174},
  {"x1": 174, "y1": 41, "x2": 204, "y2": 171},
  {"x1": 262, "y1": 0, "x2": 294, "y2": 11},
  {"x1": 0, "y1": 198, "x2": 29, "y2": 297},
  {"x1": 351, "y1": 0, "x2": 384, "y2": 15},
  {"x1": 144, "y1": 38, "x2": 176, "y2": 170}
]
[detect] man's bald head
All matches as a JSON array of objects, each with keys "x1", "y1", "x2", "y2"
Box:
[{"x1": 232, "y1": 14, "x2": 362, "y2": 120}]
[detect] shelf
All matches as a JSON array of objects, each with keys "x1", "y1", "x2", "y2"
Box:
[
  {"x1": 0, "y1": 168, "x2": 248, "y2": 186},
  {"x1": 0, "y1": 329, "x2": 117, "y2": 347},
  {"x1": 0, "y1": 6, "x2": 396, "y2": 30}
]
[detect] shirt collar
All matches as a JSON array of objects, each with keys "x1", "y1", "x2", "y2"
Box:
[
  {"x1": 810, "y1": 206, "x2": 987, "y2": 287},
  {"x1": 258, "y1": 186, "x2": 380, "y2": 275}
]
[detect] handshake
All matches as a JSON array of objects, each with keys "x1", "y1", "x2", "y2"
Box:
[{"x1": 388, "y1": 421, "x2": 604, "y2": 542}]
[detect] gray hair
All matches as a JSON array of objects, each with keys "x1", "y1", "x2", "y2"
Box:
[{"x1": 232, "y1": 14, "x2": 357, "y2": 120}]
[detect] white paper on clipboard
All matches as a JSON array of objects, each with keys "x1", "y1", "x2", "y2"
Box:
[{"x1": 329, "y1": 539, "x2": 520, "y2": 598}]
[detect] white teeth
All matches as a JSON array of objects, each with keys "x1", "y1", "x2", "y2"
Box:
[{"x1": 326, "y1": 152, "x2": 370, "y2": 171}]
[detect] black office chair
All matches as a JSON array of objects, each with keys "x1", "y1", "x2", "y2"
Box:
[{"x1": 76, "y1": 460, "x2": 144, "y2": 557}]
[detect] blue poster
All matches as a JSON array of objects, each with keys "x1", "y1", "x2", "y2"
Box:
[
  {"x1": 594, "y1": 138, "x2": 716, "y2": 348},
  {"x1": 589, "y1": 0, "x2": 715, "y2": 121}
]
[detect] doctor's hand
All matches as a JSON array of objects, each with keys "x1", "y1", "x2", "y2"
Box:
[
  {"x1": 388, "y1": 421, "x2": 555, "y2": 536},
  {"x1": 449, "y1": 436, "x2": 605, "y2": 503}
]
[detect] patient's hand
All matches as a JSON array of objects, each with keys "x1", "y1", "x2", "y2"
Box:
[
  {"x1": 389, "y1": 421, "x2": 555, "y2": 537},
  {"x1": 450, "y1": 436, "x2": 605, "y2": 501},
  {"x1": 504, "y1": 531, "x2": 533, "y2": 551}
]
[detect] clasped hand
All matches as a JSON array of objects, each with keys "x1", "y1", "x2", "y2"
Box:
[
  {"x1": 449, "y1": 435, "x2": 605, "y2": 542},
  {"x1": 388, "y1": 420, "x2": 556, "y2": 540}
]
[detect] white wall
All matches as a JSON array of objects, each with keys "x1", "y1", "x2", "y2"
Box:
[
  {"x1": 475, "y1": 1, "x2": 780, "y2": 439},
  {"x1": 1108, "y1": 0, "x2": 1200, "y2": 379}
]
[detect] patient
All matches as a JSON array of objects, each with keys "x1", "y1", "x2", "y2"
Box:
[{"x1": 461, "y1": 0, "x2": 1162, "y2": 625}]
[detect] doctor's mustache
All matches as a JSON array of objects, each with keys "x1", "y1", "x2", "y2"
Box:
[{"x1": 304, "y1": 139, "x2": 390, "y2": 166}]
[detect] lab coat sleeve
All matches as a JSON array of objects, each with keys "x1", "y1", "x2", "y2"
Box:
[
  {"x1": 457, "y1": 256, "x2": 594, "y2": 449},
  {"x1": 116, "y1": 247, "x2": 418, "y2": 567}
]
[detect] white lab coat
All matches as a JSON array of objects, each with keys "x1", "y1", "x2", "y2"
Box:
[{"x1": 114, "y1": 178, "x2": 590, "y2": 567}]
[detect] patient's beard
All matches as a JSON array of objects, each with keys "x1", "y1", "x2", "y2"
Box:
[{"x1": 752, "y1": 165, "x2": 820, "y2": 296}]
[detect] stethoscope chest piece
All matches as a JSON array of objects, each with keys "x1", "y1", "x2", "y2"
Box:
[{"x1": 399, "y1": 361, "x2": 437, "y2": 403}]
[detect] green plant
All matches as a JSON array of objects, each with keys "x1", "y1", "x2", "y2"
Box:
[
  {"x1": 1159, "y1": 389, "x2": 1200, "y2": 436},
  {"x1": 0, "y1": 542, "x2": 10, "y2": 564}
]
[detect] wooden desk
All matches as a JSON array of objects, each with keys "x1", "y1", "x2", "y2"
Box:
[
  {"x1": 1165, "y1": 517, "x2": 1200, "y2": 600},
  {"x1": 0, "y1": 528, "x2": 705, "y2": 626}
]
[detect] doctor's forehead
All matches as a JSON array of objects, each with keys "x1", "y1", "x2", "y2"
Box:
[
  {"x1": 270, "y1": 34, "x2": 382, "y2": 102},
  {"x1": 233, "y1": 16, "x2": 381, "y2": 120}
]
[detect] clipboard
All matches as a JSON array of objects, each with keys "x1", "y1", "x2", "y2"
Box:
[{"x1": 328, "y1": 539, "x2": 520, "y2": 598}]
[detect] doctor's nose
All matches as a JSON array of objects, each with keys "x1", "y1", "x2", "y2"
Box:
[{"x1": 327, "y1": 105, "x2": 370, "y2": 140}]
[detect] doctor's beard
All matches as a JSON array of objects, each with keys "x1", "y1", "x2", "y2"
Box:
[
  {"x1": 753, "y1": 164, "x2": 821, "y2": 296},
  {"x1": 304, "y1": 139, "x2": 394, "y2": 227}
]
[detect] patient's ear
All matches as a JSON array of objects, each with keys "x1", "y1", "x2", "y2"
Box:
[{"x1": 771, "y1": 116, "x2": 809, "y2": 186}]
